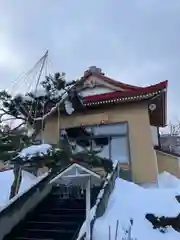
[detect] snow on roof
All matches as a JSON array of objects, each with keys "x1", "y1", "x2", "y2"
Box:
[
  {"x1": 18, "y1": 144, "x2": 52, "y2": 159},
  {"x1": 78, "y1": 171, "x2": 180, "y2": 240},
  {"x1": 0, "y1": 170, "x2": 37, "y2": 209}
]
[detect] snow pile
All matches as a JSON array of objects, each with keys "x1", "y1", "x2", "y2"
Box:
[
  {"x1": 78, "y1": 172, "x2": 180, "y2": 240},
  {"x1": 92, "y1": 176, "x2": 180, "y2": 240},
  {"x1": 0, "y1": 170, "x2": 37, "y2": 209},
  {"x1": 18, "y1": 144, "x2": 52, "y2": 160},
  {"x1": 158, "y1": 171, "x2": 180, "y2": 188}
]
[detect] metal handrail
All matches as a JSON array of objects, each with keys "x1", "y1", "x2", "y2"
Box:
[{"x1": 77, "y1": 161, "x2": 119, "y2": 240}]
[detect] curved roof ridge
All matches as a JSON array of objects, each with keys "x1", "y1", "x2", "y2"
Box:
[
  {"x1": 84, "y1": 80, "x2": 168, "y2": 103},
  {"x1": 80, "y1": 67, "x2": 168, "y2": 91}
]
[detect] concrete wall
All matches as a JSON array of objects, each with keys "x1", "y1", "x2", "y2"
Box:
[
  {"x1": 42, "y1": 102, "x2": 158, "y2": 184},
  {"x1": 156, "y1": 150, "x2": 180, "y2": 178}
]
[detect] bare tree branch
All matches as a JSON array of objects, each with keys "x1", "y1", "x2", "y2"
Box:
[{"x1": 169, "y1": 121, "x2": 180, "y2": 136}]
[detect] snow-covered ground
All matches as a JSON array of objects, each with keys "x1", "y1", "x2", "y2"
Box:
[
  {"x1": 0, "y1": 169, "x2": 48, "y2": 211},
  {"x1": 79, "y1": 172, "x2": 180, "y2": 240},
  {"x1": 0, "y1": 169, "x2": 37, "y2": 209},
  {"x1": 1, "y1": 159, "x2": 180, "y2": 240},
  {"x1": 0, "y1": 144, "x2": 52, "y2": 210}
]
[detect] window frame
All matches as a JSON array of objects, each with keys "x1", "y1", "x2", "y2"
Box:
[{"x1": 60, "y1": 121, "x2": 131, "y2": 165}]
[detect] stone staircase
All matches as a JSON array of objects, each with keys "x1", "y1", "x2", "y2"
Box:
[{"x1": 4, "y1": 186, "x2": 100, "y2": 240}]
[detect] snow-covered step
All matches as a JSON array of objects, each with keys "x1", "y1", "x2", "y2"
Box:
[{"x1": 3, "y1": 186, "x2": 100, "y2": 240}]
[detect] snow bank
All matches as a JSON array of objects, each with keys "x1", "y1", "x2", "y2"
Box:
[
  {"x1": 158, "y1": 171, "x2": 180, "y2": 188},
  {"x1": 0, "y1": 170, "x2": 37, "y2": 209},
  {"x1": 18, "y1": 144, "x2": 52, "y2": 160},
  {"x1": 92, "y1": 175, "x2": 180, "y2": 240}
]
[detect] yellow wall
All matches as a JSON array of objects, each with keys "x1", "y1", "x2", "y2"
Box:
[
  {"x1": 156, "y1": 150, "x2": 180, "y2": 178},
  {"x1": 42, "y1": 103, "x2": 158, "y2": 184}
]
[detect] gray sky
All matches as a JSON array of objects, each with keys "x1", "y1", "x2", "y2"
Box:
[{"x1": 0, "y1": 0, "x2": 180, "y2": 122}]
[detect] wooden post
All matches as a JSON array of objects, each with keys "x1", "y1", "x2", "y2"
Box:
[
  {"x1": 58, "y1": 107, "x2": 61, "y2": 146},
  {"x1": 86, "y1": 176, "x2": 91, "y2": 240}
]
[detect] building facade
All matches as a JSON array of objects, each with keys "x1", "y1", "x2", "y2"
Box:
[{"x1": 38, "y1": 66, "x2": 180, "y2": 184}]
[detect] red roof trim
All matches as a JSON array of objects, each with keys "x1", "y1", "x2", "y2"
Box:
[{"x1": 84, "y1": 80, "x2": 167, "y2": 103}]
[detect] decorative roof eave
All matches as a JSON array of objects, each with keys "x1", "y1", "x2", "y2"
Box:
[
  {"x1": 83, "y1": 80, "x2": 168, "y2": 105},
  {"x1": 84, "y1": 90, "x2": 162, "y2": 107}
]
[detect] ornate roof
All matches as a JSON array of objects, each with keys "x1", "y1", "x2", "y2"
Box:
[
  {"x1": 77, "y1": 66, "x2": 168, "y2": 127},
  {"x1": 76, "y1": 66, "x2": 167, "y2": 105},
  {"x1": 83, "y1": 80, "x2": 167, "y2": 106}
]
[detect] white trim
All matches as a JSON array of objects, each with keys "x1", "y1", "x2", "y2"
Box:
[
  {"x1": 50, "y1": 163, "x2": 101, "y2": 184},
  {"x1": 84, "y1": 91, "x2": 161, "y2": 106},
  {"x1": 74, "y1": 163, "x2": 101, "y2": 178}
]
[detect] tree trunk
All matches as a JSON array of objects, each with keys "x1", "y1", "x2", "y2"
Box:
[{"x1": 9, "y1": 165, "x2": 22, "y2": 199}]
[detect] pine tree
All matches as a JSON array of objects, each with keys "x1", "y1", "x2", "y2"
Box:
[
  {"x1": 0, "y1": 125, "x2": 33, "y2": 199},
  {"x1": 0, "y1": 72, "x2": 83, "y2": 140},
  {"x1": 0, "y1": 71, "x2": 113, "y2": 200},
  {"x1": 0, "y1": 126, "x2": 30, "y2": 163}
]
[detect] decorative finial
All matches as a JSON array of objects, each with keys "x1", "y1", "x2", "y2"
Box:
[
  {"x1": 83, "y1": 66, "x2": 104, "y2": 77},
  {"x1": 88, "y1": 66, "x2": 102, "y2": 74}
]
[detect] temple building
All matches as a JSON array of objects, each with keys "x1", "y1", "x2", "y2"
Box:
[{"x1": 41, "y1": 66, "x2": 180, "y2": 184}]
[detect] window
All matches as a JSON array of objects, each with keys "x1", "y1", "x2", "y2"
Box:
[
  {"x1": 60, "y1": 122, "x2": 130, "y2": 164},
  {"x1": 93, "y1": 136, "x2": 111, "y2": 160},
  {"x1": 93, "y1": 123, "x2": 127, "y2": 136},
  {"x1": 110, "y1": 136, "x2": 129, "y2": 163}
]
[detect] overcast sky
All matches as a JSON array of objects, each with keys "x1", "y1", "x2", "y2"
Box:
[{"x1": 0, "y1": 0, "x2": 180, "y2": 122}]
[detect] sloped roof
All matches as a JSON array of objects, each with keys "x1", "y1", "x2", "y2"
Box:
[
  {"x1": 79, "y1": 69, "x2": 141, "y2": 90},
  {"x1": 78, "y1": 66, "x2": 167, "y2": 92},
  {"x1": 83, "y1": 80, "x2": 167, "y2": 105}
]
